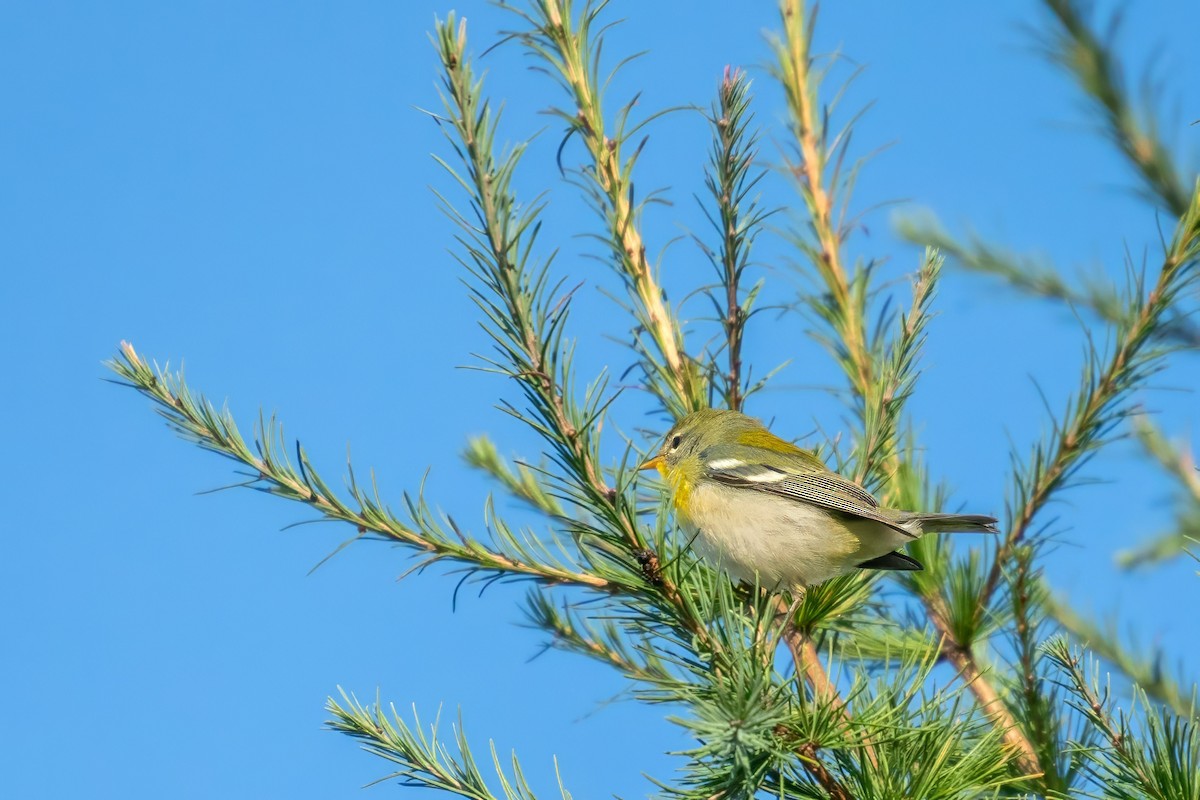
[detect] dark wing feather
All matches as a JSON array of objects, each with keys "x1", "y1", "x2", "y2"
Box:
[{"x1": 857, "y1": 551, "x2": 923, "y2": 570}]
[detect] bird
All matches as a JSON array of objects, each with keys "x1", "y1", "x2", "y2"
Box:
[{"x1": 638, "y1": 409, "x2": 998, "y2": 589}]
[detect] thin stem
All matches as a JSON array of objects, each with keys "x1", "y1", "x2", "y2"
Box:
[
  {"x1": 512, "y1": 0, "x2": 704, "y2": 415},
  {"x1": 775, "y1": 0, "x2": 871, "y2": 403},
  {"x1": 108, "y1": 342, "x2": 608, "y2": 592},
  {"x1": 795, "y1": 741, "x2": 854, "y2": 800},
  {"x1": 982, "y1": 191, "x2": 1200, "y2": 606},
  {"x1": 924, "y1": 591, "x2": 1043, "y2": 775},
  {"x1": 704, "y1": 66, "x2": 768, "y2": 412},
  {"x1": 1040, "y1": 0, "x2": 1189, "y2": 217}
]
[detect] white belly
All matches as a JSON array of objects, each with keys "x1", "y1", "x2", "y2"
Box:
[{"x1": 679, "y1": 481, "x2": 908, "y2": 588}]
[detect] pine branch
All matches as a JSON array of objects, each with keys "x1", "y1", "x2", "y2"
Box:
[
  {"x1": 1048, "y1": 595, "x2": 1198, "y2": 720},
  {"x1": 1044, "y1": 638, "x2": 1200, "y2": 799},
  {"x1": 698, "y1": 66, "x2": 772, "y2": 412},
  {"x1": 523, "y1": 591, "x2": 676, "y2": 687},
  {"x1": 983, "y1": 185, "x2": 1200, "y2": 606},
  {"x1": 430, "y1": 16, "x2": 712, "y2": 650},
  {"x1": 327, "y1": 691, "x2": 566, "y2": 799},
  {"x1": 1039, "y1": 0, "x2": 1190, "y2": 217},
  {"x1": 852, "y1": 249, "x2": 940, "y2": 490},
  {"x1": 463, "y1": 436, "x2": 566, "y2": 519},
  {"x1": 1116, "y1": 416, "x2": 1200, "y2": 569},
  {"x1": 432, "y1": 14, "x2": 627, "y2": 542},
  {"x1": 505, "y1": 0, "x2": 706, "y2": 417},
  {"x1": 773, "y1": 0, "x2": 872, "y2": 408},
  {"x1": 106, "y1": 342, "x2": 609, "y2": 592},
  {"x1": 770, "y1": 648, "x2": 1026, "y2": 799},
  {"x1": 898, "y1": 221, "x2": 1200, "y2": 350}
]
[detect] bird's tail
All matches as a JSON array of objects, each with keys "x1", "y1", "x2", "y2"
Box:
[{"x1": 897, "y1": 512, "x2": 999, "y2": 535}]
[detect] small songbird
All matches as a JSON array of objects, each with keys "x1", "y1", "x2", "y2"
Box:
[{"x1": 639, "y1": 409, "x2": 998, "y2": 589}]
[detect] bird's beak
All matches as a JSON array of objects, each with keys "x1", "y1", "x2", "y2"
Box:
[{"x1": 638, "y1": 454, "x2": 665, "y2": 472}]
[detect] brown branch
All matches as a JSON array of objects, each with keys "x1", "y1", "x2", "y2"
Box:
[
  {"x1": 796, "y1": 741, "x2": 854, "y2": 800},
  {"x1": 926, "y1": 594, "x2": 1042, "y2": 775},
  {"x1": 111, "y1": 343, "x2": 611, "y2": 592},
  {"x1": 531, "y1": 1, "x2": 702, "y2": 413},
  {"x1": 981, "y1": 205, "x2": 1200, "y2": 607},
  {"x1": 774, "y1": 0, "x2": 1037, "y2": 778},
  {"x1": 777, "y1": 0, "x2": 871, "y2": 402},
  {"x1": 778, "y1": 597, "x2": 878, "y2": 774}
]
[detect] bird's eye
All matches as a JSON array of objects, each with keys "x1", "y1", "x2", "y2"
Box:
[{"x1": 670, "y1": 435, "x2": 681, "y2": 450}]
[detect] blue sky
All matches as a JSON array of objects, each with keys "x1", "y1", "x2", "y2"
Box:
[{"x1": 2, "y1": 1, "x2": 1198, "y2": 797}]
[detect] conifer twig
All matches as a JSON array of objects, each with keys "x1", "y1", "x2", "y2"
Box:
[
  {"x1": 852, "y1": 250, "x2": 940, "y2": 489},
  {"x1": 897, "y1": 222, "x2": 1200, "y2": 350},
  {"x1": 699, "y1": 66, "x2": 771, "y2": 412},
  {"x1": 1048, "y1": 594, "x2": 1197, "y2": 720},
  {"x1": 982, "y1": 188, "x2": 1200, "y2": 606},
  {"x1": 508, "y1": 0, "x2": 705, "y2": 416},
  {"x1": 463, "y1": 436, "x2": 566, "y2": 519},
  {"x1": 773, "y1": 0, "x2": 872, "y2": 407},
  {"x1": 430, "y1": 16, "x2": 707, "y2": 638},
  {"x1": 107, "y1": 342, "x2": 609, "y2": 592},
  {"x1": 1039, "y1": 0, "x2": 1189, "y2": 217},
  {"x1": 327, "y1": 691, "x2": 560, "y2": 799}
]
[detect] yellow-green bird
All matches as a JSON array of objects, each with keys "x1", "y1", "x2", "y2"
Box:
[{"x1": 639, "y1": 409, "x2": 997, "y2": 589}]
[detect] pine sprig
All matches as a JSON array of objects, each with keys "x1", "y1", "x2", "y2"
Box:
[
  {"x1": 522, "y1": 590, "x2": 677, "y2": 689},
  {"x1": 327, "y1": 691, "x2": 567, "y2": 800},
  {"x1": 852, "y1": 248, "x2": 941, "y2": 491},
  {"x1": 697, "y1": 66, "x2": 773, "y2": 413},
  {"x1": 984, "y1": 184, "x2": 1200, "y2": 607},
  {"x1": 105, "y1": 342, "x2": 609, "y2": 592},
  {"x1": 1039, "y1": 0, "x2": 1190, "y2": 217},
  {"x1": 1049, "y1": 595, "x2": 1198, "y2": 721},
  {"x1": 772, "y1": 0, "x2": 874, "y2": 408},
  {"x1": 895, "y1": 222, "x2": 1200, "y2": 349},
  {"x1": 1044, "y1": 638, "x2": 1200, "y2": 799},
  {"x1": 463, "y1": 435, "x2": 566, "y2": 519},
  {"x1": 502, "y1": 0, "x2": 707, "y2": 418}
]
